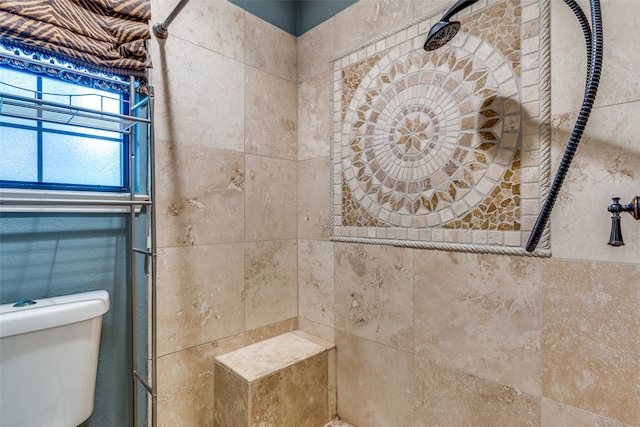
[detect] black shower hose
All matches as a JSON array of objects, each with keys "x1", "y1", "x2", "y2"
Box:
[{"x1": 525, "y1": 0, "x2": 603, "y2": 252}]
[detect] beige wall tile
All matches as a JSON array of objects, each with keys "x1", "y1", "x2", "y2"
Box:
[
  {"x1": 550, "y1": 101, "x2": 640, "y2": 263},
  {"x1": 245, "y1": 66, "x2": 297, "y2": 160},
  {"x1": 542, "y1": 399, "x2": 636, "y2": 427},
  {"x1": 151, "y1": 0, "x2": 245, "y2": 61},
  {"x1": 414, "y1": 250, "x2": 542, "y2": 394},
  {"x1": 298, "y1": 317, "x2": 335, "y2": 343},
  {"x1": 335, "y1": 331, "x2": 414, "y2": 427},
  {"x1": 155, "y1": 142, "x2": 244, "y2": 247},
  {"x1": 416, "y1": 357, "x2": 541, "y2": 426},
  {"x1": 551, "y1": 0, "x2": 640, "y2": 115},
  {"x1": 298, "y1": 72, "x2": 331, "y2": 160},
  {"x1": 244, "y1": 240, "x2": 298, "y2": 330},
  {"x1": 244, "y1": 154, "x2": 297, "y2": 241},
  {"x1": 413, "y1": 1, "x2": 457, "y2": 19},
  {"x1": 298, "y1": 18, "x2": 335, "y2": 82},
  {"x1": 542, "y1": 259, "x2": 640, "y2": 426},
  {"x1": 298, "y1": 73, "x2": 330, "y2": 160},
  {"x1": 334, "y1": 243, "x2": 414, "y2": 351},
  {"x1": 244, "y1": 13, "x2": 297, "y2": 82},
  {"x1": 298, "y1": 157, "x2": 331, "y2": 240},
  {"x1": 151, "y1": 36, "x2": 244, "y2": 152},
  {"x1": 242, "y1": 317, "x2": 298, "y2": 346},
  {"x1": 333, "y1": 0, "x2": 414, "y2": 56},
  {"x1": 156, "y1": 243, "x2": 245, "y2": 356},
  {"x1": 157, "y1": 335, "x2": 245, "y2": 427},
  {"x1": 549, "y1": 0, "x2": 592, "y2": 115},
  {"x1": 298, "y1": 239, "x2": 335, "y2": 327}
]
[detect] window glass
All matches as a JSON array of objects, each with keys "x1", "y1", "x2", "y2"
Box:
[
  {"x1": 0, "y1": 128, "x2": 38, "y2": 181},
  {"x1": 41, "y1": 78, "x2": 121, "y2": 112},
  {"x1": 43, "y1": 122, "x2": 120, "y2": 139},
  {"x1": 0, "y1": 66, "x2": 128, "y2": 191},
  {"x1": 43, "y1": 133, "x2": 123, "y2": 187},
  {"x1": 0, "y1": 68, "x2": 36, "y2": 96}
]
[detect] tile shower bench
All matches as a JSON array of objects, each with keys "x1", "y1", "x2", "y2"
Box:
[{"x1": 213, "y1": 331, "x2": 336, "y2": 427}]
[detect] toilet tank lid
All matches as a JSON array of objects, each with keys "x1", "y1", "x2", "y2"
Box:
[{"x1": 0, "y1": 290, "x2": 110, "y2": 339}]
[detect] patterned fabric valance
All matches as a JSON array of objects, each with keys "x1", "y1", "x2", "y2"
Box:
[{"x1": 0, "y1": 0, "x2": 151, "y2": 81}]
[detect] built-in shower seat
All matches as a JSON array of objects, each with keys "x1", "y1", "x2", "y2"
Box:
[{"x1": 213, "y1": 331, "x2": 336, "y2": 427}]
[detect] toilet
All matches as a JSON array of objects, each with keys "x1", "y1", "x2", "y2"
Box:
[{"x1": 0, "y1": 290, "x2": 110, "y2": 427}]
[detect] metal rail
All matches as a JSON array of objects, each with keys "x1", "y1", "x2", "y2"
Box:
[
  {"x1": 0, "y1": 90, "x2": 150, "y2": 133},
  {"x1": 153, "y1": 0, "x2": 191, "y2": 39},
  {"x1": 127, "y1": 76, "x2": 157, "y2": 427},
  {"x1": 148, "y1": 83, "x2": 158, "y2": 427},
  {"x1": 0, "y1": 198, "x2": 151, "y2": 206}
]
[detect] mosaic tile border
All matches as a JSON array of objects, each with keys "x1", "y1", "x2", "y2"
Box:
[{"x1": 330, "y1": 0, "x2": 551, "y2": 256}]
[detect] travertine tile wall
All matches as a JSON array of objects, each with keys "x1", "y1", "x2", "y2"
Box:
[
  {"x1": 298, "y1": 1, "x2": 639, "y2": 427},
  {"x1": 150, "y1": 1, "x2": 299, "y2": 425},
  {"x1": 150, "y1": 0, "x2": 639, "y2": 425}
]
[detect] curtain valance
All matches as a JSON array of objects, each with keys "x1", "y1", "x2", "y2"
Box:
[{"x1": 0, "y1": 0, "x2": 151, "y2": 81}]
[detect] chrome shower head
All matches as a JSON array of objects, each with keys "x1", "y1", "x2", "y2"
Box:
[{"x1": 423, "y1": 0, "x2": 480, "y2": 51}]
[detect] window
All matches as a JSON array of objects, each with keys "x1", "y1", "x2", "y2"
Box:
[{"x1": 0, "y1": 66, "x2": 130, "y2": 192}]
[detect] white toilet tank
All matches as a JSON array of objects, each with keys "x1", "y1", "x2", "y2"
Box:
[{"x1": 0, "y1": 290, "x2": 110, "y2": 427}]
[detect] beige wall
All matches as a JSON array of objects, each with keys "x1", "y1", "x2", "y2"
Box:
[
  {"x1": 298, "y1": 0, "x2": 639, "y2": 426},
  {"x1": 151, "y1": 0, "x2": 639, "y2": 425}
]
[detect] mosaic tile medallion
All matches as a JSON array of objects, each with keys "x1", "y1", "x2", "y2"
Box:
[{"x1": 331, "y1": 0, "x2": 551, "y2": 255}]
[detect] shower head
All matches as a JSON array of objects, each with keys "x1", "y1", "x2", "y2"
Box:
[
  {"x1": 424, "y1": 0, "x2": 480, "y2": 51},
  {"x1": 424, "y1": 21, "x2": 462, "y2": 51}
]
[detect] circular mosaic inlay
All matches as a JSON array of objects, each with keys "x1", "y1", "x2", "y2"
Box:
[{"x1": 342, "y1": 41, "x2": 519, "y2": 228}]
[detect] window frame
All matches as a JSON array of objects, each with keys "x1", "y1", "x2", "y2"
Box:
[{"x1": 0, "y1": 51, "x2": 150, "y2": 213}]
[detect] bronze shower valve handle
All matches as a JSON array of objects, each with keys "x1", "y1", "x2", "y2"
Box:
[{"x1": 607, "y1": 196, "x2": 639, "y2": 246}]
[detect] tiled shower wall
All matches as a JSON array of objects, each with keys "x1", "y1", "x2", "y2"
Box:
[
  {"x1": 151, "y1": 0, "x2": 639, "y2": 426},
  {"x1": 298, "y1": 0, "x2": 639, "y2": 426},
  {"x1": 150, "y1": 1, "x2": 300, "y2": 425}
]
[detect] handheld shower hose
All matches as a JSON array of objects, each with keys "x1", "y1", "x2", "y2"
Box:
[{"x1": 525, "y1": 0, "x2": 603, "y2": 252}]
